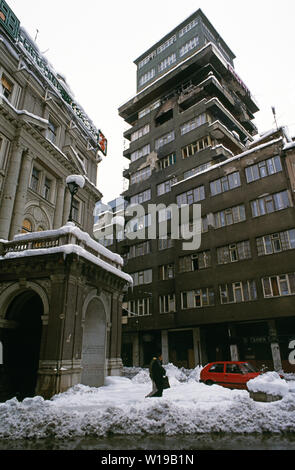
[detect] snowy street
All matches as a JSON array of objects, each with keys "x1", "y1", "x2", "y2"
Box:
[{"x1": 0, "y1": 365, "x2": 295, "y2": 442}]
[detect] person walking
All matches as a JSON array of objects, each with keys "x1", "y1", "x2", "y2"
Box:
[{"x1": 146, "y1": 352, "x2": 167, "y2": 398}]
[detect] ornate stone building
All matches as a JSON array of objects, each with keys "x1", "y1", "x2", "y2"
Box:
[
  {"x1": 0, "y1": 2, "x2": 106, "y2": 240},
  {"x1": 0, "y1": 2, "x2": 131, "y2": 401}
]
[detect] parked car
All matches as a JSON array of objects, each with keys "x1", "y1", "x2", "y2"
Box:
[{"x1": 200, "y1": 361, "x2": 261, "y2": 389}]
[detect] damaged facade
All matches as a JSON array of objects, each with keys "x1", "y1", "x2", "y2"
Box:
[{"x1": 98, "y1": 9, "x2": 295, "y2": 372}]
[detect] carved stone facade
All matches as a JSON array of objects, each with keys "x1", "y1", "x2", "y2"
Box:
[
  {"x1": 0, "y1": 225, "x2": 132, "y2": 401},
  {"x1": 0, "y1": 6, "x2": 104, "y2": 241}
]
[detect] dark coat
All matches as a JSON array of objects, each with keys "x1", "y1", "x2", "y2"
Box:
[{"x1": 149, "y1": 357, "x2": 166, "y2": 389}]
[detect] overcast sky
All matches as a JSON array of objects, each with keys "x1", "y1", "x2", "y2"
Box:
[{"x1": 7, "y1": 0, "x2": 295, "y2": 203}]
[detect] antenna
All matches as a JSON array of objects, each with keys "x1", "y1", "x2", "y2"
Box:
[
  {"x1": 34, "y1": 29, "x2": 39, "y2": 42},
  {"x1": 272, "y1": 106, "x2": 279, "y2": 130}
]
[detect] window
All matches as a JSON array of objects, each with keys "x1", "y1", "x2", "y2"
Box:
[
  {"x1": 1, "y1": 74, "x2": 13, "y2": 100},
  {"x1": 47, "y1": 119, "x2": 57, "y2": 144},
  {"x1": 159, "y1": 153, "x2": 176, "y2": 170},
  {"x1": 256, "y1": 229, "x2": 295, "y2": 256},
  {"x1": 217, "y1": 241, "x2": 251, "y2": 264},
  {"x1": 130, "y1": 166, "x2": 151, "y2": 185},
  {"x1": 159, "y1": 294, "x2": 176, "y2": 313},
  {"x1": 131, "y1": 269, "x2": 153, "y2": 286},
  {"x1": 214, "y1": 204, "x2": 246, "y2": 228},
  {"x1": 251, "y1": 191, "x2": 290, "y2": 217},
  {"x1": 209, "y1": 364, "x2": 224, "y2": 373},
  {"x1": 127, "y1": 213, "x2": 151, "y2": 233},
  {"x1": 159, "y1": 264, "x2": 175, "y2": 280},
  {"x1": 130, "y1": 144, "x2": 150, "y2": 162},
  {"x1": 176, "y1": 185, "x2": 205, "y2": 207},
  {"x1": 130, "y1": 189, "x2": 151, "y2": 205},
  {"x1": 158, "y1": 53, "x2": 177, "y2": 73},
  {"x1": 179, "y1": 251, "x2": 211, "y2": 273},
  {"x1": 128, "y1": 241, "x2": 151, "y2": 259},
  {"x1": 180, "y1": 113, "x2": 208, "y2": 135},
  {"x1": 158, "y1": 237, "x2": 174, "y2": 250},
  {"x1": 157, "y1": 35, "x2": 176, "y2": 54},
  {"x1": 245, "y1": 156, "x2": 282, "y2": 183},
  {"x1": 155, "y1": 130, "x2": 175, "y2": 150},
  {"x1": 220, "y1": 280, "x2": 257, "y2": 304},
  {"x1": 43, "y1": 177, "x2": 51, "y2": 201},
  {"x1": 30, "y1": 167, "x2": 40, "y2": 192},
  {"x1": 181, "y1": 136, "x2": 211, "y2": 158},
  {"x1": 128, "y1": 298, "x2": 151, "y2": 317},
  {"x1": 157, "y1": 177, "x2": 177, "y2": 196},
  {"x1": 138, "y1": 51, "x2": 156, "y2": 70},
  {"x1": 72, "y1": 198, "x2": 80, "y2": 223},
  {"x1": 179, "y1": 36, "x2": 199, "y2": 57},
  {"x1": 1, "y1": 71, "x2": 21, "y2": 106},
  {"x1": 184, "y1": 163, "x2": 211, "y2": 180},
  {"x1": 179, "y1": 18, "x2": 199, "y2": 37},
  {"x1": 138, "y1": 100, "x2": 160, "y2": 119},
  {"x1": 21, "y1": 219, "x2": 32, "y2": 233},
  {"x1": 131, "y1": 124, "x2": 150, "y2": 142},
  {"x1": 262, "y1": 273, "x2": 295, "y2": 298},
  {"x1": 139, "y1": 68, "x2": 156, "y2": 86},
  {"x1": 210, "y1": 172, "x2": 241, "y2": 196},
  {"x1": 181, "y1": 288, "x2": 214, "y2": 309}
]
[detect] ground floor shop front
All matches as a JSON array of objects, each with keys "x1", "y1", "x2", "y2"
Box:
[{"x1": 122, "y1": 317, "x2": 295, "y2": 373}]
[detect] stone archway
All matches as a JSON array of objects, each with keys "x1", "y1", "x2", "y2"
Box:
[
  {"x1": 81, "y1": 297, "x2": 106, "y2": 387},
  {"x1": 3, "y1": 291, "x2": 43, "y2": 400}
]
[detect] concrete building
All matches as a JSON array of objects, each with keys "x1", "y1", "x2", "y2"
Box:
[
  {"x1": 0, "y1": 1, "x2": 131, "y2": 401},
  {"x1": 112, "y1": 9, "x2": 295, "y2": 372}
]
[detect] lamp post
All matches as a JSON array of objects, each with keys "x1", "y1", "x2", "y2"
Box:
[{"x1": 66, "y1": 175, "x2": 85, "y2": 223}]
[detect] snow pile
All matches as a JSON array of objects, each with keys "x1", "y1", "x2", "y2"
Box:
[
  {"x1": 0, "y1": 369, "x2": 295, "y2": 440},
  {"x1": 247, "y1": 372, "x2": 291, "y2": 397}
]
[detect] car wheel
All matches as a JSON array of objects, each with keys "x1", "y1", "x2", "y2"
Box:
[{"x1": 205, "y1": 380, "x2": 214, "y2": 386}]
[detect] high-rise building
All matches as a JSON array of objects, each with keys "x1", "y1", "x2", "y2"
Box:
[{"x1": 114, "y1": 9, "x2": 295, "y2": 373}]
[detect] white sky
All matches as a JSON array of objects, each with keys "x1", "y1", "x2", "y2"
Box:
[{"x1": 7, "y1": 0, "x2": 295, "y2": 203}]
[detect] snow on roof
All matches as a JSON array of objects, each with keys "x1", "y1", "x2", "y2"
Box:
[
  {"x1": 0, "y1": 244, "x2": 132, "y2": 284},
  {"x1": 0, "y1": 93, "x2": 49, "y2": 126},
  {"x1": 12, "y1": 222, "x2": 124, "y2": 267}
]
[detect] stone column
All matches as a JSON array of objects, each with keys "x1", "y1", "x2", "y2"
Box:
[
  {"x1": 268, "y1": 320, "x2": 282, "y2": 371},
  {"x1": 132, "y1": 333, "x2": 140, "y2": 367},
  {"x1": 0, "y1": 140, "x2": 25, "y2": 239},
  {"x1": 62, "y1": 186, "x2": 71, "y2": 225},
  {"x1": 107, "y1": 293, "x2": 123, "y2": 376},
  {"x1": 228, "y1": 325, "x2": 240, "y2": 361},
  {"x1": 193, "y1": 327, "x2": 203, "y2": 366},
  {"x1": 53, "y1": 179, "x2": 66, "y2": 229},
  {"x1": 9, "y1": 150, "x2": 34, "y2": 239},
  {"x1": 161, "y1": 330, "x2": 169, "y2": 365}
]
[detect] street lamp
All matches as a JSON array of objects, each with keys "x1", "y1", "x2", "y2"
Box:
[{"x1": 66, "y1": 175, "x2": 85, "y2": 223}]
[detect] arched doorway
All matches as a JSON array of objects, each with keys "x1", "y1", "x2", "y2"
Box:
[
  {"x1": 3, "y1": 291, "x2": 43, "y2": 400},
  {"x1": 81, "y1": 298, "x2": 106, "y2": 387}
]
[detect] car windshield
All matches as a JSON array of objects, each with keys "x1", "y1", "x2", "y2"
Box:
[{"x1": 240, "y1": 362, "x2": 258, "y2": 373}]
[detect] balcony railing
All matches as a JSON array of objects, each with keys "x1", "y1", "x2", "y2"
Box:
[{"x1": 0, "y1": 223, "x2": 124, "y2": 271}]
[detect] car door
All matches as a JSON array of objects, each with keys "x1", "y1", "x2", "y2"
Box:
[
  {"x1": 206, "y1": 362, "x2": 225, "y2": 385},
  {"x1": 224, "y1": 363, "x2": 245, "y2": 389}
]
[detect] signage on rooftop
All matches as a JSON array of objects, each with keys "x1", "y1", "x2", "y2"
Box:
[
  {"x1": 0, "y1": 1, "x2": 107, "y2": 156},
  {"x1": 0, "y1": 0, "x2": 20, "y2": 39}
]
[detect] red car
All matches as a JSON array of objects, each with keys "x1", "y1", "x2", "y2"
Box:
[{"x1": 200, "y1": 361, "x2": 261, "y2": 390}]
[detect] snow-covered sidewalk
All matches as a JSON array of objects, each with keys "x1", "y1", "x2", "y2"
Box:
[{"x1": 0, "y1": 365, "x2": 295, "y2": 439}]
